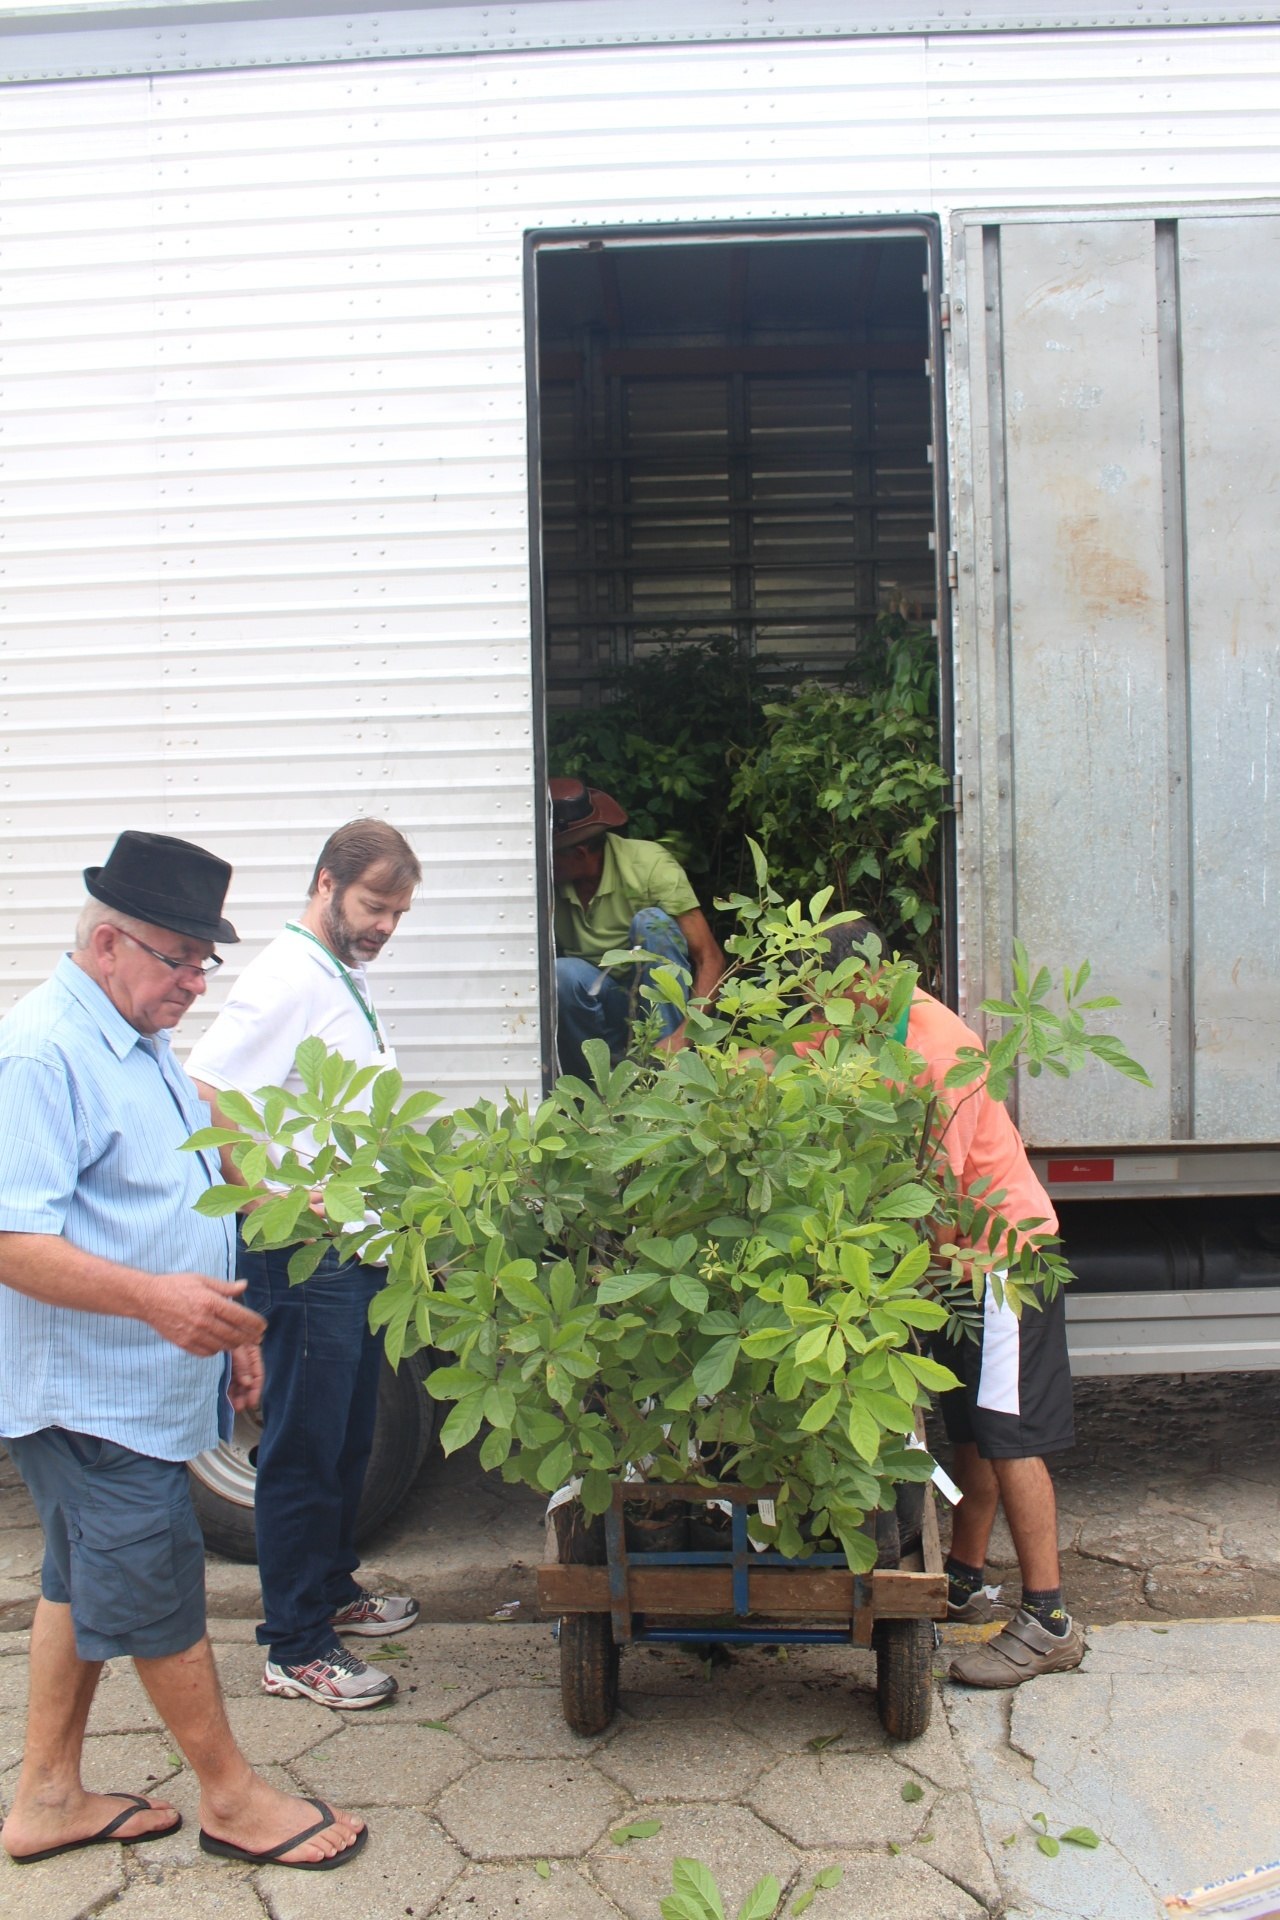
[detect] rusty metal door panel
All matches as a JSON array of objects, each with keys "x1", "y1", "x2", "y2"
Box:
[{"x1": 1177, "y1": 216, "x2": 1280, "y2": 1141}]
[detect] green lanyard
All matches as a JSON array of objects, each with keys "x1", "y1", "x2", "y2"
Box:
[
  {"x1": 285, "y1": 922, "x2": 386, "y2": 1054},
  {"x1": 889, "y1": 1002, "x2": 911, "y2": 1046}
]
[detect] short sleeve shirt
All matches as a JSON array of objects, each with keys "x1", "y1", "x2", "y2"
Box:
[
  {"x1": 0, "y1": 957, "x2": 234, "y2": 1461},
  {"x1": 185, "y1": 926, "x2": 395, "y2": 1101},
  {"x1": 553, "y1": 834, "x2": 699, "y2": 967},
  {"x1": 906, "y1": 993, "x2": 1058, "y2": 1250}
]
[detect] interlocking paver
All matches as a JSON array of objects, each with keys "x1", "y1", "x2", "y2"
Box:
[
  {"x1": 750, "y1": 1750, "x2": 936, "y2": 1849},
  {"x1": 0, "y1": 1840, "x2": 125, "y2": 1920},
  {"x1": 84, "y1": 1864, "x2": 268, "y2": 1918},
  {"x1": 292, "y1": 1719, "x2": 477, "y2": 1805},
  {"x1": 448, "y1": 1683, "x2": 613, "y2": 1759},
  {"x1": 261, "y1": 1807, "x2": 465, "y2": 1920},
  {"x1": 791, "y1": 1849, "x2": 986, "y2": 1919},
  {"x1": 594, "y1": 1710, "x2": 771, "y2": 1801},
  {"x1": 433, "y1": 1860, "x2": 629, "y2": 1918},
  {"x1": 436, "y1": 1756, "x2": 624, "y2": 1858},
  {"x1": 588, "y1": 1803, "x2": 799, "y2": 1920},
  {"x1": 222, "y1": 1693, "x2": 343, "y2": 1765}
]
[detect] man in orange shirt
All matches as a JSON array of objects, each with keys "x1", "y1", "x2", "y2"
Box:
[{"x1": 819, "y1": 918, "x2": 1084, "y2": 1689}]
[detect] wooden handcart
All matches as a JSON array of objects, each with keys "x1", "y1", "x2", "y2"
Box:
[{"x1": 538, "y1": 1480, "x2": 948, "y2": 1742}]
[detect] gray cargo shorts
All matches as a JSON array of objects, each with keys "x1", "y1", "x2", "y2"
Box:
[{"x1": 4, "y1": 1427, "x2": 207, "y2": 1661}]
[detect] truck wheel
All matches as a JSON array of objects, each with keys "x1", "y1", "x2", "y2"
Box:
[
  {"x1": 873, "y1": 1617, "x2": 934, "y2": 1741},
  {"x1": 188, "y1": 1349, "x2": 438, "y2": 1562},
  {"x1": 560, "y1": 1611, "x2": 620, "y2": 1736}
]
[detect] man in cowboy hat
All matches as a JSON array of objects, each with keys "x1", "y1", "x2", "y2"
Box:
[
  {"x1": 0, "y1": 831, "x2": 365, "y2": 1871},
  {"x1": 550, "y1": 776, "x2": 725, "y2": 1079}
]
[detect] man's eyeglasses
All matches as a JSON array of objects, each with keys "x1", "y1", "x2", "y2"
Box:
[{"x1": 118, "y1": 930, "x2": 223, "y2": 979}]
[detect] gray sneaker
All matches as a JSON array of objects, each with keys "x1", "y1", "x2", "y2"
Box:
[
  {"x1": 331, "y1": 1589, "x2": 420, "y2": 1638},
  {"x1": 262, "y1": 1644, "x2": 398, "y2": 1710},
  {"x1": 947, "y1": 1583, "x2": 1008, "y2": 1625},
  {"x1": 949, "y1": 1607, "x2": 1086, "y2": 1688}
]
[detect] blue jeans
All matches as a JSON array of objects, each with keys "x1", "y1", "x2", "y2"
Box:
[
  {"x1": 239, "y1": 1238, "x2": 383, "y2": 1666},
  {"x1": 555, "y1": 907, "x2": 692, "y2": 1081}
]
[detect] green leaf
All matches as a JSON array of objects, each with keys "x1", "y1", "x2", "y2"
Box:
[
  {"x1": 662, "y1": 1897, "x2": 713, "y2": 1920},
  {"x1": 798, "y1": 1384, "x2": 840, "y2": 1433},
  {"x1": 735, "y1": 1874, "x2": 781, "y2": 1920},
  {"x1": 208, "y1": 1087, "x2": 263, "y2": 1129},
  {"x1": 323, "y1": 1180, "x2": 368, "y2": 1226},
  {"x1": 183, "y1": 1126, "x2": 244, "y2": 1150},
  {"x1": 611, "y1": 1819, "x2": 664, "y2": 1846},
  {"x1": 692, "y1": 1336, "x2": 741, "y2": 1398},
  {"x1": 1059, "y1": 1827, "x2": 1100, "y2": 1849},
  {"x1": 193, "y1": 1184, "x2": 249, "y2": 1218},
  {"x1": 812, "y1": 1867, "x2": 843, "y2": 1889},
  {"x1": 670, "y1": 1274, "x2": 710, "y2": 1313},
  {"x1": 1036, "y1": 1834, "x2": 1061, "y2": 1857},
  {"x1": 901, "y1": 1780, "x2": 924, "y2": 1803},
  {"x1": 534, "y1": 1858, "x2": 551, "y2": 1880},
  {"x1": 286, "y1": 1240, "x2": 328, "y2": 1286},
  {"x1": 790, "y1": 1892, "x2": 814, "y2": 1917},
  {"x1": 846, "y1": 1398, "x2": 881, "y2": 1464},
  {"x1": 536, "y1": 1440, "x2": 574, "y2": 1491},
  {"x1": 900, "y1": 1351, "x2": 962, "y2": 1393},
  {"x1": 671, "y1": 1857, "x2": 725, "y2": 1917},
  {"x1": 597, "y1": 1271, "x2": 662, "y2": 1305},
  {"x1": 438, "y1": 1392, "x2": 487, "y2": 1455}
]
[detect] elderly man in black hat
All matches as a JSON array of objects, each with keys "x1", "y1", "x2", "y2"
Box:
[
  {"x1": 550, "y1": 776, "x2": 725, "y2": 1079},
  {"x1": 0, "y1": 832, "x2": 366, "y2": 1872}
]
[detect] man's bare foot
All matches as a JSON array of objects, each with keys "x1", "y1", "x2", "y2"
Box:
[
  {"x1": 198, "y1": 1779, "x2": 364, "y2": 1867},
  {"x1": 2, "y1": 1788, "x2": 180, "y2": 1862}
]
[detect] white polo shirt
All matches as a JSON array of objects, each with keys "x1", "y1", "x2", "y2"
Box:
[{"x1": 186, "y1": 925, "x2": 396, "y2": 1105}]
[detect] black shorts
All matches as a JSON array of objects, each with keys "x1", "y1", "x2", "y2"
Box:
[{"x1": 932, "y1": 1276, "x2": 1074, "y2": 1461}]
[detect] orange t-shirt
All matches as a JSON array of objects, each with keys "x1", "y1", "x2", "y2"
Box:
[
  {"x1": 905, "y1": 992, "x2": 1057, "y2": 1250},
  {"x1": 795, "y1": 991, "x2": 1056, "y2": 1250}
]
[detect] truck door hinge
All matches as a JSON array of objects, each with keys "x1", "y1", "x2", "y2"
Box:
[
  {"x1": 946, "y1": 549, "x2": 959, "y2": 590},
  {"x1": 939, "y1": 296, "x2": 951, "y2": 331}
]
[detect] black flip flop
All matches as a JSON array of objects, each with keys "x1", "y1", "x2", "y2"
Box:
[
  {"x1": 9, "y1": 1792, "x2": 183, "y2": 1865},
  {"x1": 198, "y1": 1796, "x2": 367, "y2": 1872}
]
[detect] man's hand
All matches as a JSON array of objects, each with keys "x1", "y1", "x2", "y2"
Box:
[
  {"x1": 228, "y1": 1341, "x2": 265, "y2": 1411},
  {"x1": 140, "y1": 1272, "x2": 267, "y2": 1358}
]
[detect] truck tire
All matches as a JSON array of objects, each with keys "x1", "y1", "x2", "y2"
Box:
[{"x1": 188, "y1": 1349, "x2": 438, "y2": 1563}]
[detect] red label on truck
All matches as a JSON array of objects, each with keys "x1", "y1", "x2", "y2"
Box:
[{"x1": 1046, "y1": 1158, "x2": 1114, "y2": 1183}]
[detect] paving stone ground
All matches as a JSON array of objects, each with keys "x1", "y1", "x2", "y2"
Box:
[{"x1": 2, "y1": 1371, "x2": 1279, "y2": 1919}]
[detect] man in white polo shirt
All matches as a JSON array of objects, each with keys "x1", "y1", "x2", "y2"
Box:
[{"x1": 188, "y1": 820, "x2": 421, "y2": 1711}]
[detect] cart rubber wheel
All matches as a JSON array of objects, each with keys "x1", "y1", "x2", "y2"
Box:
[
  {"x1": 560, "y1": 1611, "x2": 620, "y2": 1736},
  {"x1": 873, "y1": 1617, "x2": 934, "y2": 1741}
]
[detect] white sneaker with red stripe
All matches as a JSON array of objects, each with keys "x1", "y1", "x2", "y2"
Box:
[
  {"x1": 331, "y1": 1589, "x2": 421, "y2": 1638},
  {"x1": 262, "y1": 1644, "x2": 398, "y2": 1710}
]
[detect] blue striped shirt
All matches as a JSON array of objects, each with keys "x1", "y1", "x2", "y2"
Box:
[{"x1": 0, "y1": 955, "x2": 235, "y2": 1461}]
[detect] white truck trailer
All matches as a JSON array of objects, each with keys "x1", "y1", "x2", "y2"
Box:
[{"x1": 3, "y1": 0, "x2": 1279, "y2": 1545}]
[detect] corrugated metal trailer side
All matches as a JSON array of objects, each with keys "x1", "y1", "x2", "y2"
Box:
[{"x1": 2, "y1": 5, "x2": 1280, "y2": 1138}]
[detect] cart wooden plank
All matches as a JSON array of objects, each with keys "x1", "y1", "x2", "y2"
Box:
[{"x1": 538, "y1": 1563, "x2": 946, "y2": 1621}]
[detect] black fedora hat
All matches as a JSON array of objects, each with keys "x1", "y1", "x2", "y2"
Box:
[{"x1": 84, "y1": 831, "x2": 239, "y2": 944}]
